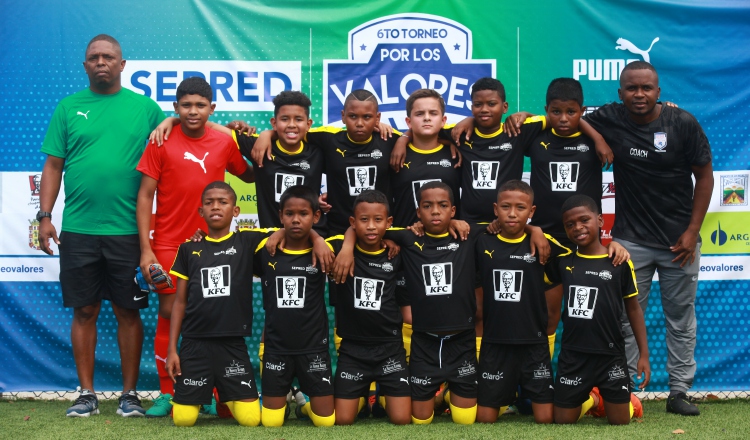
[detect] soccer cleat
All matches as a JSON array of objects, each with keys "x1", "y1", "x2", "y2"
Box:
[
  {"x1": 630, "y1": 393, "x2": 643, "y2": 418},
  {"x1": 200, "y1": 397, "x2": 217, "y2": 416},
  {"x1": 370, "y1": 387, "x2": 387, "y2": 418},
  {"x1": 145, "y1": 393, "x2": 173, "y2": 418},
  {"x1": 117, "y1": 389, "x2": 146, "y2": 417},
  {"x1": 586, "y1": 387, "x2": 606, "y2": 418},
  {"x1": 666, "y1": 392, "x2": 700, "y2": 416},
  {"x1": 295, "y1": 403, "x2": 310, "y2": 421},
  {"x1": 66, "y1": 389, "x2": 100, "y2": 417}
]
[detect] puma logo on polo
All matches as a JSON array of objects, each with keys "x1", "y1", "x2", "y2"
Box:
[{"x1": 77, "y1": 111, "x2": 90, "y2": 119}]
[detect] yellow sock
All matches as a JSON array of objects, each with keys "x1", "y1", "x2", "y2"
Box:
[
  {"x1": 411, "y1": 413, "x2": 433, "y2": 424},
  {"x1": 305, "y1": 406, "x2": 335, "y2": 427},
  {"x1": 547, "y1": 333, "x2": 555, "y2": 359},
  {"x1": 476, "y1": 336, "x2": 482, "y2": 361},
  {"x1": 629, "y1": 401, "x2": 634, "y2": 418},
  {"x1": 230, "y1": 400, "x2": 261, "y2": 427},
  {"x1": 444, "y1": 390, "x2": 451, "y2": 406},
  {"x1": 261, "y1": 404, "x2": 286, "y2": 427},
  {"x1": 579, "y1": 396, "x2": 595, "y2": 421},
  {"x1": 259, "y1": 342, "x2": 265, "y2": 375},
  {"x1": 369, "y1": 382, "x2": 376, "y2": 392},
  {"x1": 402, "y1": 323, "x2": 412, "y2": 362},
  {"x1": 334, "y1": 328, "x2": 342, "y2": 354},
  {"x1": 497, "y1": 405, "x2": 509, "y2": 418},
  {"x1": 379, "y1": 395, "x2": 387, "y2": 410},
  {"x1": 172, "y1": 403, "x2": 200, "y2": 427},
  {"x1": 449, "y1": 402, "x2": 477, "y2": 425},
  {"x1": 357, "y1": 397, "x2": 366, "y2": 412}
]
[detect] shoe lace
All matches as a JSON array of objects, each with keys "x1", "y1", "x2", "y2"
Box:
[
  {"x1": 120, "y1": 392, "x2": 141, "y2": 406},
  {"x1": 154, "y1": 394, "x2": 171, "y2": 404},
  {"x1": 74, "y1": 393, "x2": 95, "y2": 406}
]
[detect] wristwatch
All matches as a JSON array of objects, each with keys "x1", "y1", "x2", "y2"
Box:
[{"x1": 36, "y1": 210, "x2": 52, "y2": 222}]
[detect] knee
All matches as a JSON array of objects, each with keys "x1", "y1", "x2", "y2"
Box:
[
  {"x1": 309, "y1": 408, "x2": 335, "y2": 427},
  {"x1": 231, "y1": 399, "x2": 261, "y2": 427},
  {"x1": 388, "y1": 411, "x2": 411, "y2": 425},
  {"x1": 113, "y1": 307, "x2": 142, "y2": 326},
  {"x1": 261, "y1": 404, "x2": 285, "y2": 427},
  {"x1": 449, "y1": 402, "x2": 477, "y2": 425},
  {"x1": 73, "y1": 305, "x2": 100, "y2": 324},
  {"x1": 172, "y1": 403, "x2": 200, "y2": 426}
]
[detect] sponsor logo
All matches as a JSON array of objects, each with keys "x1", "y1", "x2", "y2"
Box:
[
  {"x1": 422, "y1": 263, "x2": 452, "y2": 295},
  {"x1": 488, "y1": 143, "x2": 512, "y2": 151},
  {"x1": 291, "y1": 264, "x2": 319, "y2": 275},
  {"x1": 240, "y1": 381, "x2": 253, "y2": 389},
  {"x1": 339, "y1": 371, "x2": 364, "y2": 381},
  {"x1": 721, "y1": 174, "x2": 747, "y2": 206},
  {"x1": 568, "y1": 285, "x2": 598, "y2": 319},
  {"x1": 336, "y1": 148, "x2": 346, "y2": 157},
  {"x1": 534, "y1": 364, "x2": 551, "y2": 379},
  {"x1": 563, "y1": 144, "x2": 590, "y2": 153},
  {"x1": 482, "y1": 371, "x2": 503, "y2": 380},
  {"x1": 396, "y1": 276, "x2": 406, "y2": 286},
  {"x1": 322, "y1": 376, "x2": 332, "y2": 385},
  {"x1": 586, "y1": 270, "x2": 611, "y2": 280},
  {"x1": 411, "y1": 376, "x2": 432, "y2": 385},
  {"x1": 124, "y1": 60, "x2": 301, "y2": 111},
  {"x1": 323, "y1": 13, "x2": 495, "y2": 128},
  {"x1": 264, "y1": 361, "x2": 286, "y2": 372},
  {"x1": 225, "y1": 360, "x2": 247, "y2": 377},
  {"x1": 608, "y1": 364, "x2": 627, "y2": 381},
  {"x1": 192, "y1": 250, "x2": 202, "y2": 257},
  {"x1": 382, "y1": 358, "x2": 405, "y2": 374},
  {"x1": 414, "y1": 242, "x2": 424, "y2": 251},
  {"x1": 200, "y1": 265, "x2": 231, "y2": 298},
  {"x1": 457, "y1": 360, "x2": 476, "y2": 377},
  {"x1": 354, "y1": 277, "x2": 385, "y2": 310},
  {"x1": 77, "y1": 110, "x2": 90, "y2": 119},
  {"x1": 484, "y1": 249, "x2": 494, "y2": 258},
  {"x1": 133, "y1": 295, "x2": 146, "y2": 301},
  {"x1": 559, "y1": 376, "x2": 582, "y2": 386},
  {"x1": 602, "y1": 181, "x2": 616, "y2": 199},
  {"x1": 346, "y1": 166, "x2": 377, "y2": 195},
  {"x1": 471, "y1": 161, "x2": 500, "y2": 189},
  {"x1": 426, "y1": 158, "x2": 452, "y2": 168},
  {"x1": 436, "y1": 242, "x2": 460, "y2": 251},
  {"x1": 653, "y1": 132, "x2": 667, "y2": 151},
  {"x1": 275, "y1": 173, "x2": 305, "y2": 202},
  {"x1": 214, "y1": 246, "x2": 236, "y2": 256},
  {"x1": 700, "y1": 263, "x2": 744, "y2": 273},
  {"x1": 509, "y1": 253, "x2": 536, "y2": 263},
  {"x1": 235, "y1": 218, "x2": 257, "y2": 230},
  {"x1": 184, "y1": 377, "x2": 208, "y2": 387},
  {"x1": 701, "y1": 213, "x2": 750, "y2": 254},
  {"x1": 184, "y1": 151, "x2": 209, "y2": 173},
  {"x1": 308, "y1": 356, "x2": 327, "y2": 372},
  {"x1": 411, "y1": 179, "x2": 440, "y2": 208},
  {"x1": 268, "y1": 261, "x2": 278, "y2": 270},
  {"x1": 28, "y1": 174, "x2": 41, "y2": 209},
  {"x1": 574, "y1": 36, "x2": 659, "y2": 81},
  {"x1": 550, "y1": 162, "x2": 580, "y2": 191},
  {"x1": 28, "y1": 219, "x2": 40, "y2": 250},
  {"x1": 540, "y1": 141, "x2": 550, "y2": 149},
  {"x1": 357, "y1": 149, "x2": 384, "y2": 159},
  {"x1": 493, "y1": 269, "x2": 523, "y2": 302},
  {"x1": 276, "y1": 276, "x2": 306, "y2": 308},
  {"x1": 381, "y1": 262, "x2": 394, "y2": 272}
]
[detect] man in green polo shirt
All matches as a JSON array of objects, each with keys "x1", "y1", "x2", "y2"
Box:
[{"x1": 38, "y1": 34, "x2": 165, "y2": 418}]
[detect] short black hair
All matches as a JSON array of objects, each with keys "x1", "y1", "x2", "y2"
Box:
[
  {"x1": 561, "y1": 194, "x2": 599, "y2": 216},
  {"x1": 177, "y1": 76, "x2": 213, "y2": 102},
  {"x1": 471, "y1": 77, "x2": 506, "y2": 101},
  {"x1": 497, "y1": 179, "x2": 534, "y2": 204},
  {"x1": 620, "y1": 61, "x2": 659, "y2": 85},
  {"x1": 273, "y1": 90, "x2": 311, "y2": 117},
  {"x1": 202, "y1": 181, "x2": 237, "y2": 204},
  {"x1": 353, "y1": 190, "x2": 390, "y2": 216},
  {"x1": 86, "y1": 34, "x2": 121, "y2": 57},
  {"x1": 344, "y1": 89, "x2": 379, "y2": 111},
  {"x1": 416, "y1": 181, "x2": 454, "y2": 205},
  {"x1": 279, "y1": 185, "x2": 319, "y2": 212},
  {"x1": 546, "y1": 78, "x2": 584, "y2": 106},
  {"x1": 406, "y1": 89, "x2": 445, "y2": 117}
]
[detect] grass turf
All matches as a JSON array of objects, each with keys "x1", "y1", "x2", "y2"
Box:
[{"x1": 2, "y1": 398, "x2": 750, "y2": 439}]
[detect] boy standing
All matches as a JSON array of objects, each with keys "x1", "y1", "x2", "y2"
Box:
[{"x1": 136, "y1": 76, "x2": 254, "y2": 417}]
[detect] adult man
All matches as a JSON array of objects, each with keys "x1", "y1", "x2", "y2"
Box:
[
  {"x1": 38, "y1": 34, "x2": 165, "y2": 417},
  {"x1": 585, "y1": 61, "x2": 713, "y2": 416}
]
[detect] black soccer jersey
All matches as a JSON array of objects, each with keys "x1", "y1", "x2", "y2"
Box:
[
  {"x1": 548, "y1": 252, "x2": 638, "y2": 355},
  {"x1": 390, "y1": 144, "x2": 460, "y2": 227},
  {"x1": 234, "y1": 131, "x2": 324, "y2": 228},
  {"x1": 170, "y1": 230, "x2": 270, "y2": 338},
  {"x1": 584, "y1": 104, "x2": 712, "y2": 248},
  {"x1": 386, "y1": 227, "x2": 483, "y2": 333},
  {"x1": 441, "y1": 117, "x2": 546, "y2": 223},
  {"x1": 254, "y1": 243, "x2": 330, "y2": 355},
  {"x1": 476, "y1": 233, "x2": 571, "y2": 344},
  {"x1": 307, "y1": 127, "x2": 399, "y2": 234},
  {"x1": 527, "y1": 129, "x2": 603, "y2": 242},
  {"x1": 327, "y1": 237, "x2": 404, "y2": 342}
]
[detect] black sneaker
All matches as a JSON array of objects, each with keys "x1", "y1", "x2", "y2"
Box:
[
  {"x1": 66, "y1": 389, "x2": 99, "y2": 417},
  {"x1": 117, "y1": 389, "x2": 146, "y2": 417},
  {"x1": 666, "y1": 392, "x2": 700, "y2": 416}
]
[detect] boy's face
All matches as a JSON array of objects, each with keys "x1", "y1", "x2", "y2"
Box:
[
  {"x1": 174, "y1": 94, "x2": 215, "y2": 138},
  {"x1": 545, "y1": 99, "x2": 584, "y2": 137},
  {"x1": 494, "y1": 190, "x2": 535, "y2": 238},
  {"x1": 342, "y1": 100, "x2": 380, "y2": 143},
  {"x1": 406, "y1": 97, "x2": 446, "y2": 138},
  {"x1": 349, "y1": 202, "x2": 392, "y2": 250},
  {"x1": 279, "y1": 197, "x2": 320, "y2": 242},
  {"x1": 562, "y1": 205, "x2": 603, "y2": 249},
  {"x1": 198, "y1": 188, "x2": 239, "y2": 231},
  {"x1": 471, "y1": 89, "x2": 508, "y2": 131},
  {"x1": 271, "y1": 105, "x2": 312, "y2": 149},
  {"x1": 417, "y1": 188, "x2": 455, "y2": 235}
]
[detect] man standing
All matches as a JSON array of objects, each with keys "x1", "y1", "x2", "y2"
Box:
[
  {"x1": 38, "y1": 34, "x2": 165, "y2": 417},
  {"x1": 585, "y1": 61, "x2": 713, "y2": 416}
]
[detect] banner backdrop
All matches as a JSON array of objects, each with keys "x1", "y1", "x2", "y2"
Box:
[{"x1": 0, "y1": 0, "x2": 748, "y2": 392}]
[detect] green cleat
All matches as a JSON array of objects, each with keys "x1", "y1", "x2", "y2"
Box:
[{"x1": 145, "y1": 393, "x2": 173, "y2": 418}]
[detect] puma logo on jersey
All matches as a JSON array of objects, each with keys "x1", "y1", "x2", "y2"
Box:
[
  {"x1": 192, "y1": 250, "x2": 203, "y2": 257},
  {"x1": 566, "y1": 266, "x2": 574, "y2": 272},
  {"x1": 77, "y1": 110, "x2": 90, "y2": 119},
  {"x1": 403, "y1": 162, "x2": 411, "y2": 169},
  {"x1": 336, "y1": 148, "x2": 346, "y2": 157},
  {"x1": 184, "y1": 151, "x2": 209, "y2": 173},
  {"x1": 464, "y1": 141, "x2": 473, "y2": 149},
  {"x1": 540, "y1": 141, "x2": 551, "y2": 149},
  {"x1": 268, "y1": 261, "x2": 278, "y2": 270},
  {"x1": 414, "y1": 242, "x2": 424, "y2": 251},
  {"x1": 485, "y1": 250, "x2": 494, "y2": 258}
]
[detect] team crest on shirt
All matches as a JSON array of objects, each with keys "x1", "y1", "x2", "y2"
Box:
[
  {"x1": 200, "y1": 265, "x2": 231, "y2": 298},
  {"x1": 422, "y1": 263, "x2": 452, "y2": 295},
  {"x1": 550, "y1": 162, "x2": 580, "y2": 191},
  {"x1": 411, "y1": 179, "x2": 440, "y2": 208},
  {"x1": 346, "y1": 166, "x2": 377, "y2": 195},
  {"x1": 568, "y1": 285, "x2": 598, "y2": 319},
  {"x1": 276, "y1": 276, "x2": 306, "y2": 308},
  {"x1": 275, "y1": 173, "x2": 305, "y2": 201},
  {"x1": 354, "y1": 277, "x2": 385, "y2": 310},
  {"x1": 654, "y1": 132, "x2": 667, "y2": 151},
  {"x1": 471, "y1": 161, "x2": 500, "y2": 189},
  {"x1": 492, "y1": 269, "x2": 523, "y2": 302}
]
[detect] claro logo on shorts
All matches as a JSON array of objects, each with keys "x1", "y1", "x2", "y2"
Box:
[{"x1": 184, "y1": 377, "x2": 208, "y2": 387}]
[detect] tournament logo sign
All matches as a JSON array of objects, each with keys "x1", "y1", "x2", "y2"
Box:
[
  {"x1": 28, "y1": 219, "x2": 40, "y2": 250},
  {"x1": 721, "y1": 174, "x2": 747, "y2": 206},
  {"x1": 324, "y1": 14, "x2": 495, "y2": 129}
]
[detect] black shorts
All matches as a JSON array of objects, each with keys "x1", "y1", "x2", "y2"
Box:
[
  {"x1": 334, "y1": 339, "x2": 410, "y2": 399},
  {"x1": 59, "y1": 232, "x2": 145, "y2": 309},
  {"x1": 262, "y1": 351, "x2": 333, "y2": 398},
  {"x1": 173, "y1": 337, "x2": 259, "y2": 405},
  {"x1": 477, "y1": 342, "x2": 553, "y2": 407},
  {"x1": 554, "y1": 348, "x2": 631, "y2": 408},
  {"x1": 409, "y1": 329, "x2": 477, "y2": 401}
]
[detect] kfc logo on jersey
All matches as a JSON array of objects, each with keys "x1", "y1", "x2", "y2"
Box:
[
  {"x1": 275, "y1": 173, "x2": 305, "y2": 202},
  {"x1": 422, "y1": 263, "x2": 452, "y2": 295},
  {"x1": 346, "y1": 166, "x2": 377, "y2": 195},
  {"x1": 276, "y1": 276, "x2": 306, "y2": 308},
  {"x1": 550, "y1": 162, "x2": 580, "y2": 191},
  {"x1": 200, "y1": 265, "x2": 231, "y2": 298},
  {"x1": 354, "y1": 277, "x2": 385, "y2": 310},
  {"x1": 471, "y1": 161, "x2": 500, "y2": 189},
  {"x1": 412, "y1": 179, "x2": 440, "y2": 207},
  {"x1": 568, "y1": 285, "x2": 598, "y2": 319},
  {"x1": 493, "y1": 269, "x2": 523, "y2": 302}
]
